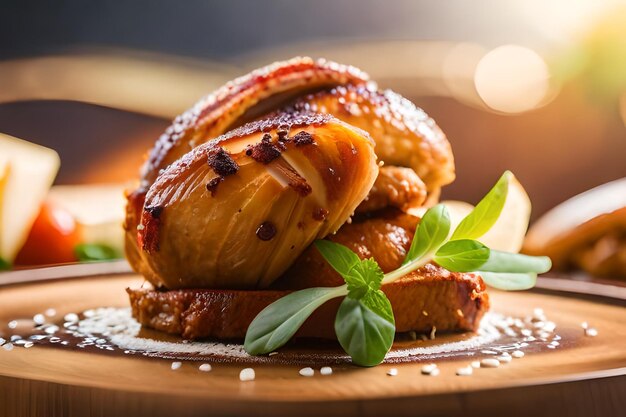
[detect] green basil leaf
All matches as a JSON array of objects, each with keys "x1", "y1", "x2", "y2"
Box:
[
  {"x1": 451, "y1": 171, "x2": 511, "y2": 240},
  {"x1": 350, "y1": 258, "x2": 384, "y2": 291},
  {"x1": 361, "y1": 289, "x2": 395, "y2": 323},
  {"x1": 479, "y1": 271, "x2": 538, "y2": 291},
  {"x1": 335, "y1": 295, "x2": 395, "y2": 367},
  {"x1": 0, "y1": 257, "x2": 11, "y2": 271},
  {"x1": 314, "y1": 240, "x2": 361, "y2": 276},
  {"x1": 403, "y1": 204, "x2": 450, "y2": 265},
  {"x1": 480, "y1": 250, "x2": 552, "y2": 273},
  {"x1": 244, "y1": 286, "x2": 346, "y2": 355},
  {"x1": 434, "y1": 239, "x2": 490, "y2": 272},
  {"x1": 315, "y1": 240, "x2": 384, "y2": 295},
  {"x1": 74, "y1": 244, "x2": 121, "y2": 262}
]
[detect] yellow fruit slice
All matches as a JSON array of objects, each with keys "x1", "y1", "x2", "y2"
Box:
[
  {"x1": 0, "y1": 134, "x2": 60, "y2": 262},
  {"x1": 480, "y1": 175, "x2": 531, "y2": 253}
]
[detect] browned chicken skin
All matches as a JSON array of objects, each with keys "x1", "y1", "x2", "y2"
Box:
[
  {"x1": 142, "y1": 57, "x2": 369, "y2": 188},
  {"x1": 133, "y1": 112, "x2": 378, "y2": 290},
  {"x1": 290, "y1": 84, "x2": 455, "y2": 201}
]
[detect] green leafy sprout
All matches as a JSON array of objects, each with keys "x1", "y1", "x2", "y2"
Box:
[{"x1": 244, "y1": 171, "x2": 551, "y2": 366}]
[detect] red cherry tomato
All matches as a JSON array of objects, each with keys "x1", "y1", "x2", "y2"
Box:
[{"x1": 14, "y1": 201, "x2": 81, "y2": 266}]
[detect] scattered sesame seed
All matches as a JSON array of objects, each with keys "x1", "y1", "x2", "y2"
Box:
[
  {"x1": 532, "y1": 321, "x2": 545, "y2": 329},
  {"x1": 239, "y1": 368, "x2": 255, "y2": 381},
  {"x1": 496, "y1": 354, "x2": 512, "y2": 363},
  {"x1": 456, "y1": 366, "x2": 473, "y2": 376},
  {"x1": 0, "y1": 338, "x2": 4, "y2": 346},
  {"x1": 136, "y1": 224, "x2": 145, "y2": 231},
  {"x1": 533, "y1": 308, "x2": 544, "y2": 318},
  {"x1": 422, "y1": 310, "x2": 428, "y2": 316},
  {"x1": 45, "y1": 308, "x2": 57, "y2": 317},
  {"x1": 7, "y1": 320, "x2": 17, "y2": 329},
  {"x1": 471, "y1": 361, "x2": 481, "y2": 368},
  {"x1": 10, "y1": 335, "x2": 21, "y2": 342},
  {"x1": 171, "y1": 361, "x2": 182, "y2": 370},
  {"x1": 44, "y1": 326, "x2": 59, "y2": 335},
  {"x1": 3, "y1": 343, "x2": 14, "y2": 351},
  {"x1": 33, "y1": 314, "x2": 45, "y2": 325},
  {"x1": 320, "y1": 366, "x2": 333, "y2": 376},
  {"x1": 198, "y1": 363, "x2": 212, "y2": 372},
  {"x1": 480, "y1": 358, "x2": 500, "y2": 368},
  {"x1": 456, "y1": 309, "x2": 464, "y2": 318},
  {"x1": 299, "y1": 367, "x2": 314, "y2": 377},
  {"x1": 511, "y1": 350, "x2": 525, "y2": 358},
  {"x1": 387, "y1": 368, "x2": 398, "y2": 376},
  {"x1": 23, "y1": 342, "x2": 34, "y2": 348},
  {"x1": 64, "y1": 313, "x2": 79, "y2": 322},
  {"x1": 521, "y1": 329, "x2": 532, "y2": 337},
  {"x1": 547, "y1": 344, "x2": 556, "y2": 349},
  {"x1": 585, "y1": 328, "x2": 598, "y2": 337},
  {"x1": 581, "y1": 321, "x2": 589, "y2": 329},
  {"x1": 421, "y1": 364, "x2": 438, "y2": 375},
  {"x1": 543, "y1": 321, "x2": 556, "y2": 332},
  {"x1": 268, "y1": 352, "x2": 278, "y2": 356},
  {"x1": 481, "y1": 350, "x2": 497, "y2": 355},
  {"x1": 550, "y1": 341, "x2": 560, "y2": 347}
]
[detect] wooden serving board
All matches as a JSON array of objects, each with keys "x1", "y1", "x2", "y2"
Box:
[{"x1": 1, "y1": 263, "x2": 625, "y2": 417}]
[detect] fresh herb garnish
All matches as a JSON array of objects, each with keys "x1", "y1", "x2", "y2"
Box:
[
  {"x1": 244, "y1": 171, "x2": 552, "y2": 366},
  {"x1": 244, "y1": 286, "x2": 347, "y2": 355},
  {"x1": 74, "y1": 244, "x2": 121, "y2": 262}
]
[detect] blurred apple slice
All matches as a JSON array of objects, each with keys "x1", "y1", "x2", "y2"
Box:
[{"x1": 408, "y1": 174, "x2": 531, "y2": 253}]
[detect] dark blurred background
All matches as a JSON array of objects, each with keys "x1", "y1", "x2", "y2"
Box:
[{"x1": 1, "y1": 0, "x2": 625, "y2": 219}]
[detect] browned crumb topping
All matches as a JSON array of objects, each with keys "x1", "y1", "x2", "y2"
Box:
[
  {"x1": 312, "y1": 208, "x2": 329, "y2": 221},
  {"x1": 245, "y1": 133, "x2": 283, "y2": 164},
  {"x1": 145, "y1": 205, "x2": 164, "y2": 218},
  {"x1": 207, "y1": 147, "x2": 239, "y2": 176},
  {"x1": 293, "y1": 131, "x2": 314, "y2": 146},
  {"x1": 206, "y1": 177, "x2": 224, "y2": 196},
  {"x1": 256, "y1": 221, "x2": 277, "y2": 241}
]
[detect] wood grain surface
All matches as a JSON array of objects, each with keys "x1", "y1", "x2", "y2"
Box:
[{"x1": 0, "y1": 268, "x2": 625, "y2": 417}]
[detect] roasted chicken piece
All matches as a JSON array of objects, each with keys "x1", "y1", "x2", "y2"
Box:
[
  {"x1": 131, "y1": 112, "x2": 378, "y2": 290},
  {"x1": 355, "y1": 166, "x2": 427, "y2": 214},
  {"x1": 142, "y1": 57, "x2": 369, "y2": 188},
  {"x1": 290, "y1": 84, "x2": 455, "y2": 202},
  {"x1": 128, "y1": 265, "x2": 488, "y2": 340},
  {"x1": 274, "y1": 209, "x2": 419, "y2": 289},
  {"x1": 125, "y1": 58, "x2": 370, "y2": 283}
]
